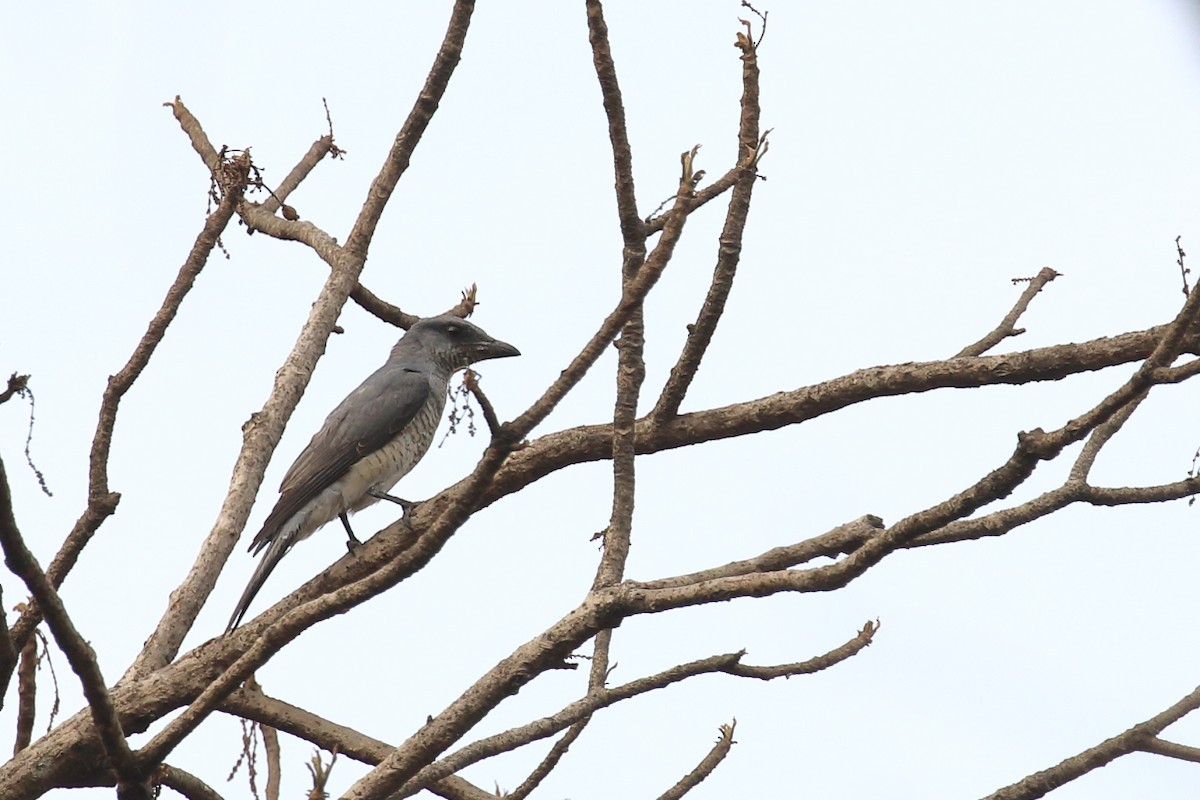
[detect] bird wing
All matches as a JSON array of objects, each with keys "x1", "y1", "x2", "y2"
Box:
[{"x1": 249, "y1": 365, "x2": 433, "y2": 554}]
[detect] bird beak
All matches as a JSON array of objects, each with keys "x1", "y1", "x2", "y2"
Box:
[{"x1": 474, "y1": 338, "x2": 520, "y2": 362}]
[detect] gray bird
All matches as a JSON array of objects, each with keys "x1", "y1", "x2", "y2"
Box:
[{"x1": 227, "y1": 315, "x2": 519, "y2": 631}]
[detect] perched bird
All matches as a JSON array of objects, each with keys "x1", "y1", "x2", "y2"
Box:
[{"x1": 226, "y1": 315, "x2": 519, "y2": 631}]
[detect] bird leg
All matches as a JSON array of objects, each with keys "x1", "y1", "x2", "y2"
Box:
[
  {"x1": 368, "y1": 489, "x2": 416, "y2": 517},
  {"x1": 339, "y1": 512, "x2": 363, "y2": 553}
]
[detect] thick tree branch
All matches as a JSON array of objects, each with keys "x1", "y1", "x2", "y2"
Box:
[
  {"x1": 478, "y1": 322, "x2": 1200, "y2": 512},
  {"x1": 0, "y1": 455, "x2": 149, "y2": 798},
  {"x1": 624, "y1": 294, "x2": 1200, "y2": 615},
  {"x1": 587, "y1": 0, "x2": 647, "y2": 588}
]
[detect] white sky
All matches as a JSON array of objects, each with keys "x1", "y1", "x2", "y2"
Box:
[{"x1": 3, "y1": 2, "x2": 1200, "y2": 798}]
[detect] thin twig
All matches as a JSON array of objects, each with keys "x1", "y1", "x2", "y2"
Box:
[
  {"x1": 462, "y1": 370, "x2": 500, "y2": 435},
  {"x1": 343, "y1": 0, "x2": 477, "y2": 259},
  {"x1": 726, "y1": 620, "x2": 878, "y2": 678},
  {"x1": 390, "y1": 652, "x2": 747, "y2": 798},
  {"x1": 220, "y1": 686, "x2": 496, "y2": 800},
  {"x1": 1142, "y1": 737, "x2": 1200, "y2": 763},
  {"x1": 1068, "y1": 389, "x2": 1148, "y2": 482},
  {"x1": 382, "y1": 617, "x2": 878, "y2": 800},
  {"x1": 1177, "y1": 235, "x2": 1189, "y2": 296},
  {"x1": 955, "y1": 267, "x2": 1061, "y2": 357},
  {"x1": 130, "y1": 21, "x2": 483, "y2": 667},
  {"x1": 982, "y1": 682, "x2": 1200, "y2": 799},
  {"x1": 12, "y1": 635, "x2": 36, "y2": 754},
  {"x1": 655, "y1": 721, "x2": 737, "y2": 800},
  {"x1": 255, "y1": 134, "x2": 336, "y2": 217},
  {"x1": 243, "y1": 676, "x2": 280, "y2": 800},
  {"x1": 506, "y1": 725, "x2": 587, "y2": 800},
  {"x1": 505, "y1": 170, "x2": 698, "y2": 444},
  {"x1": 653, "y1": 25, "x2": 764, "y2": 420},
  {"x1": 0, "y1": 373, "x2": 29, "y2": 406},
  {"x1": 156, "y1": 764, "x2": 226, "y2": 800},
  {"x1": 9, "y1": 183, "x2": 243, "y2": 657},
  {"x1": 350, "y1": 284, "x2": 420, "y2": 328}
]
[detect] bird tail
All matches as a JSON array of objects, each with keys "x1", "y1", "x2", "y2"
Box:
[{"x1": 226, "y1": 532, "x2": 293, "y2": 633}]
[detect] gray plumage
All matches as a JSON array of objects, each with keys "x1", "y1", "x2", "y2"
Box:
[{"x1": 227, "y1": 315, "x2": 519, "y2": 631}]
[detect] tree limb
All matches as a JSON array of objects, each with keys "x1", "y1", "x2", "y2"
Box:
[
  {"x1": 655, "y1": 721, "x2": 737, "y2": 800},
  {"x1": 0, "y1": 455, "x2": 149, "y2": 798}
]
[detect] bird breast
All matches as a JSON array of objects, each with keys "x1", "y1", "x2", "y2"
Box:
[{"x1": 344, "y1": 386, "x2": 447, "y2": 513}]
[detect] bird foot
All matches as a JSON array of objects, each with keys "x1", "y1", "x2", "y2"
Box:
[
  {"x1": 368, "y1": 489, "x2": 416, "y2": 516},
  {"x1": 339, "y1": 512, "x2": 363, "y2": 553}
]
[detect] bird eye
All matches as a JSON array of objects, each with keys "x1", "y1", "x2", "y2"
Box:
[{"x1": 446, "y1": 324, "x2": 462, "y2": 337}]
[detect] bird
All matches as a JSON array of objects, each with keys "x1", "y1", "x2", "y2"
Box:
[{"x1": 226, "y1": 314, "x2": 519, "y2": 632}]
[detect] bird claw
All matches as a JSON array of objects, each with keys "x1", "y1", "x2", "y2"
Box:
[
  {"x1": 369, "y1": 489, "x2": 415, "y2": 516},
  {"x1": 345, "y1": 536, "x2": 362, "y2": 554}
]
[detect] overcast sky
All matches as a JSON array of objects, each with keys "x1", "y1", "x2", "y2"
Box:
[{"x1": 3, "y1": 2, "x2": 1200, "y2": 798}]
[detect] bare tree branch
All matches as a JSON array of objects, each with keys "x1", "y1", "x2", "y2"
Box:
[
  {"x1": 127, "y1": 0, "x2": 481, "y2": 670},
  {"x1": 242, "y1": 677, "x2": 280, "y2": 800},
  {"x1": 586, "y1": 0, "x2": 647, "y2": 587},
  {"x1": 391, "y1": 652, "x2": 747, "y2": 798},
  {"x1": 652, "y1": 25, "x2": 764, "y2": 420},
  {"x1": 655, "y1": 721, "x2": 737, "y2": 800},
  {"x1": 156, "y1": 764, "x2": 226, "y2": 800},
  {"x1": 1141, "y1": 737, "x2": 1200, "y2": 763},
  {"x1": 726, "y1": 620, "x2": 878, "y2": 679},
  {"x1": 506, "y1": 725, "x2": 587, "y2": 800},
  {"x1": 982, "y1": 681, "x2": 1200, "y2": 800},
  {"x1": 0, "y1": 455, "x2": 150, "y2": 798},
  {"x1": 256, "y1": 134, "x2": 336, "y2": 216},
  {"x1": 394, "y1": 620, "x2": 869, "y2": 800},
  {"x1": 956, "y1": 267, "x2": 1061, "y2": 358},
  {"x1": 342, "y1": 0, "x2": 476, "y2": 259},
  {"x1": 219, "y1": 688, "x2": 495, "y2": 800},
  {"x1": 586, "y1": 0, "x2": 643, "y2": 243},
  {"x1": 8, "y1": 182, "x2": 243, "y2": 656},
  {"x1": 11, "y1": 636, "x2": 35, "y2": 754},
  {"x1": 479, "y1": 321, "x2": 1200, "y2": 512}
]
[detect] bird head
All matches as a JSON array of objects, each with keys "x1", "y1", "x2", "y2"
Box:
[{"x1": 396, "y1": 315, "x2": 520, "y2": 372}]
